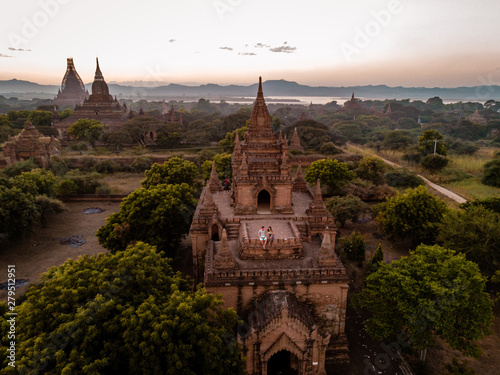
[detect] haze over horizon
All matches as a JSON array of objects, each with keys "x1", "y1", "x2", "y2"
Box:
[{"x1": 1, "y1": 0, "x2": 500, "y2": 89}]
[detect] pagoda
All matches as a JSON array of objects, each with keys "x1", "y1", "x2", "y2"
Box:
[
  {"x1": 54, "y1": 58, "x2": 87, "y2": 108},
  {"x1": 189, "y1": 77, "x2": 349, "y2": 374},
  {"x1": 56, "y1": 58, "x2": 128, "y2": 137}
]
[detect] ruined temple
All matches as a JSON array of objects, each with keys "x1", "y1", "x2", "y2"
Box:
[
  {"x1": 190, "y1": 77, "x2": 349, "y2": 375},
  {"x1": 2, "y1": 121, "x2": 61, "y2": 168},
  {"x1": 54, "y1": 58, "x2": 88, "y2": 109},
  {"x1": 56, "y1": 58, "x2": 128, "y2": 137}
]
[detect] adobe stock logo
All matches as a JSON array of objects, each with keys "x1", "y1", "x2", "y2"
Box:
[
  {"x1": 8, "y1": 0, "x2": 73, "y2": 49},
  {"x1": 339, "y1": 0, "x2": 403, "y2": 63}
]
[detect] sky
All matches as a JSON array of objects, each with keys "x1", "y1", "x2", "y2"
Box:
[{"x1": 1, "y1": 0, "x2": 500, "y2": 88}]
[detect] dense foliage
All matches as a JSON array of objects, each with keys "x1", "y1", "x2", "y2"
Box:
[
  {"x1": 96, "y1": 183, "x2": 196, "y2": 256},
  {"x1": 353, "y1": 244, "x2": 493, "y2": 358},
  {"x1": 141, "y1": 157, "x2": 199, "y2": 188},
  {"x1": 68, "y1": 119, "x2": 105, "y2": 147},
  {"x1": 0, "y1": 243, "x2": 244, "y2": 374},
  {"x1": 377, "y1": 186, "x2": 447, "y2": 245},
  {"x1": 305, "y1": 158, "x2": 356, "y2": 194}
]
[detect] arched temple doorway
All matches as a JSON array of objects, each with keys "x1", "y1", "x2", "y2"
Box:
[
  {"x1": 211, "y1": 224, "x2": 220, "y2": 241},
  {"x1": 267, "y1": 350, "x2": 299, "y2": 375},
  {"x1": 257, "y1": 190, "x2": 271, "y2": 214}
]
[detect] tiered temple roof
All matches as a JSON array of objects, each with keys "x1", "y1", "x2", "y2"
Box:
[{"x1": 54, "y1": 58, "x2": 87, "y2": 108}]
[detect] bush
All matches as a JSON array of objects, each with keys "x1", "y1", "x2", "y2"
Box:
[
  {"x1": 320, "y1": 142, "x2": 342, "y2": 155},
  {"x1": 131, "y1": 156, "x2": 154, "y2": 172},
  {"x1": 56, "y1": 179, "x2": 78, "y2": 196},
  {"x1": 342, "y1": 231, "x2": 366, "y2": 263},
  {"x1": 95, "y1": 183, "x2": 113, "y2": 195},
  {"x1": 366, "y1": 244, "x2": 384, "y2": 275},
  {"x1": 50, "y1": 158, "x2": 72, "y2": 176},
  {"x1": 441, "y1": 358, "x2": 476, "y2": 375},
  {"x1": 385, "y1": 168, "x2": 425, "y2": 188},
  {"x1": 81, "y1": 158, "x2": 96, "y2": 172},
  {"x1": 326, "y1": 195, "x2": 369, "y2": 227},
  {"x1": 344, "y1": 180, "x2": 397, "y2": 201},
  {"x1": 482, "y1": 157, "x2": 500, "y2": 187},
  {"x1": 95, "y1": 159, "x2": 120, "y2": 174},
  {"x1": 421, "y1": 154, "x2": 449, "y2": 173},
  {"x1": 460, "y1": 197, "x2": 500, "y2": 214},
  {"x1": 69, "y1": 141, "x2": 88, "y2": 153},
  {"x1": 63, "y1": 171, "x2": 103, "y2": 194},
  {"x1": 355, "y1": 156, "x2": 387, "y2": 185},
  {"x1": 0, "y1": 158, "x2": 39, "y2": 178}
]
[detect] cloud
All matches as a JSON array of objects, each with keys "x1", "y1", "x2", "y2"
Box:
[
  {"x1": 219, "y1": 46, "x2": 233, "y2": 51},
  {"x1": 269, "y1": 45, "x2": 296, "y2": 53},
  {"x1": 283, "y1": 41, "x2": 287, "y2": 44},
  {"x1": 9, "y1": 47, "x2": 31, "y2": 52},
  {"x1": 0, "y1": 53, "x2": 12, "y2": 58},
  {"x1": 169, "y1": 39, "x2": 175, "y2": 43},
  {"x1": 255, "y1": 43, "x2": 270, "y2": 48},
  {"x1": 239, "y1": 52, "x2": 256, "y2": 56}
]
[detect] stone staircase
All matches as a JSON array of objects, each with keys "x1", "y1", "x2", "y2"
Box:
[{"x1": 225, "y1": 223, "x2": 240, "y2": 239}]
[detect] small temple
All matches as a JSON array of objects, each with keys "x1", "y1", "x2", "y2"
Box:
[
  {"x1": 56, "y1": 58, "x2": 128, "y2": 137},
  {"x1": 190, "y1": 77, "x2": 349, "y2": 375},
  {"x1": 54, "y1": 58, "x2": 88, "y2": 109},
  {"x1": 2, "y1": 121, "x2": 61, "y2": 168},
  {"x1": 467, "y1": 109, "x2": 487, "y2": 124}
]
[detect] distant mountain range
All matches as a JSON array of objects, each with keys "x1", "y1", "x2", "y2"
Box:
[{"x1": 1, "y1": 78, "x2": 499, "y2": 102}]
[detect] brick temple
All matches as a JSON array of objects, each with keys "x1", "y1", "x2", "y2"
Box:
[
  {"x1": 190, "y1": 78, "x2": 349, "y2": 375},
  {"x1": 56, "y1": 58, "x2": 128, "y2": 137},
  {"x1": 54, "y1": 58, "x2": 88, "y2": 109}
]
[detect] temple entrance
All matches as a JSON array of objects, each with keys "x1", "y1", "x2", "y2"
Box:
[
  {"x1": 211, "y1": 224, "x2": 220, "y2": 241},
  {"x1": 267, "y1": 350, "x2": 299, "y2": 375},
  {"x1": 257, "y1": 190, "x2": 271, "y2": 214}
]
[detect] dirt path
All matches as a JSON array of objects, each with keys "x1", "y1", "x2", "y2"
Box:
[
  {"x1": 349, "y1": 145, "x2": 468, "y2": 204},
  {"x1": 0, "y1": 201, "x2": 121, "y2": 302}
]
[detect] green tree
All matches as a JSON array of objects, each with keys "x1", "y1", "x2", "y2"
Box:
[
  {"x1": 438, "y1": 205, "x2": 500, "y2": 276},
  {"x1": 421, "y1": 154, "x2": 449, "y2": 173},
  {"x1": 305, "y1": 158, "x2": 356, "y2": 195},
  {"x1": 13, "y1": 169, "x2": 58, "y2": 197},
  {"x1": 355, "y1": 156, "x2": 387, "y2": 185},
  {"x1": 481, "y1": 156, "x2": 500, "y2": 188},
  {"x1": 342, "y1": 231, "x2": 365, "y2": 263},
  {"x1": 383, "y1": 130, "x2": 413, "y2": 150},
  {"x1": 28, "y1": 110, "x2": 53, "y2": 126},
  {"x1": 377, "y1": 186, "x2": 447, "y2": 245},
  {"x1": 156, "y1": 122, "x2": 184, "y2": 148},
  {"x1": 68, "y1": 119, "x2": 105, "y2": 147},
  {"x1": 0, "y1": 186, "x2": 39, "y2": 239},
  {"x1": 201, "y1": 153, "x2": 232, "y2": 181},
  {"x1": 218, "y1": 125, "x2": 248, "y2": 151},
  {"x1": 142, "y1": 156, "x2": 199, "y2": 188},
  {"x1": 352, "y1": 244, "x2": 493, "y2": 358},
  {"x1": 366, "y1": 244, "x2": 384, "y2": 275},
  {"x1": 96, "y1": 184, "x2": 196, "y2": 256},
  {"x1": 418, "y1": 129, "x2": 447, "y2": 156},
  {"x1": 102, "y1": 129, "x2": 132, "y2": 152},
  {"x1": 0, "y1": 158, "x2": 39, "y2": 178},
  {"x1": 384, "y1": 168, "x2": 425, "y2": 188},
  {"x1": 441, "y1": 358, "x2": 476, "y2": 375},
  {"x1": 325, "y1": 195, "x2": 369, "y2": 227},
  {"x1": 58, "y1": 108, "x2": 73, "y2": 120},
  {"x1": 1, "y1": 242, "x2": 243, "y2": 374},
  {"x1": 122, "y1": 116, "x2": 161, "y2": 146}
]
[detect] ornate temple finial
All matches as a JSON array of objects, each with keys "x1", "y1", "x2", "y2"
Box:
[
  {"x1": 386, "y1": 104, "x2": 392, "y2": 114},
  {"x1": 314, "y1": 179, "x2": 322, "y2": 201},
  {"x1": 208, "y1": 161, "x2": 223, "y2": 192},
  {"x1": 214, "y1": 229, "x2": 238, "y2": 270},
  {"x1": 257, "y1": 76, "x2": 263, "y2": 99},
  {"x1": 292, "y1": 162, "x2": 309, "y2": 193},
  {"x1": 95, "y1": 57, "x2": 103, "y2": 80},
  {"x1": 317, "y1": 227, "x2": 338, "y2": 267},
  {"x1": 234, "y1": 132, "x2": 241, "y2": 152},
  {"x1": 278, "y1": 130, "x2": 283, "y2": 144},
  {"x1": 351, "y1": 92, "x2": 355, "y2": 101},
  {"x1": 240, "y1": 153, "x2": 248, "y2": 175},
  {"x1": 283, "y1": 133, "x2": 288, "y2": 146},
  {"x1": 290, "y1": 127, "x2": 303, "y2": 152},
  {"x1": 204, "y1": 181, "x2": 215, "y2": 206}
]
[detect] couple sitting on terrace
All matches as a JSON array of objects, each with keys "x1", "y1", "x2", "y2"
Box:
[{"x1": 258, "y1": 226, "x2": 274, "y2": 249}]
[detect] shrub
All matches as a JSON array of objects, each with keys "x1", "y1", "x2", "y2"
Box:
[
  {"x1": 385, "y1": 168, "x2": 425, "y2": 188},
  {"x1": 320, "y1": 142, "x2": 342, "y2": 155},
  {"x1": 131, "y1": 156, "x2": 154, "y2": 172},
  {"x1": 0, "y1": 158, "x2": 39, "y2": 178},
  {"x1": 63, "y1": 171, "x2": 103, "y2": 194},
  {"x1": 344, "y1": 180, "x2": 397, "y2": 201},
  {"x1": 460, "y1": 197, "x2": 500, "y2": 214},
  {"x1": 342, "y1": 231, "x2": 366, "y2": 263},
  {"x1": 56, "y1": 179, "x2": 78, "y2": 196},
  {"x1": 366, "y1": 244, "x2": 384, "y2": 275},
  {"x1": 326, "y1": 195, "x2": 369, "y2": 227},
  {"x1": 95, "y1": 159, "x2": 120, "y2": 174},
  {"x1": 421, "y1": 154, "x2": 449, "y2": 173},
  {"x1": 50, "y1": 158, "x2": 72, "y2": 176},
  {"x1": 482, "y1": 157, "x2": 500, "y2": 187},
  {"x1": 95, "y1": 183, "x2": 113, "y2": 195}
]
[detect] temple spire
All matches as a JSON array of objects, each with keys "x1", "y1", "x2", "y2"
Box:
[
  {"x1": 351, "y1": 92, "x2": 355, "y2": 101},
  {"x1": 214, "y1": 229, "x2": 238, "y2": 270},
  {"x1": 234, "y1": 132, "x2": 241, "y2": 152},
  {"x1": 257, "y1": 76, "x2": 264, "y2": 99},
  {"x1": 317, "y1": 227, "x2": 338, "y2": 267},
  {"x1": 208, "y1": 161, "x2": 223, "y2": 192},
  {"x1": 95, "y1": 57, "x2": 103, "y2": 80}
]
